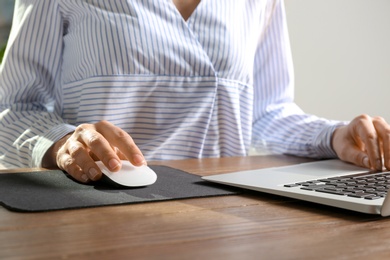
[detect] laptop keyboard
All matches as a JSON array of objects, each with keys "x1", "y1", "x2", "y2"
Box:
[{"x1": 284, "y1": 171, "x2": 390, "y2": 200}]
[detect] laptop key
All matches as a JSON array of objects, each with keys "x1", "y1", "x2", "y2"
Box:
[
  {"x1": 284, "y1": 184, "x2": 300, "y2": 188},
  {"x1": 301, "y1": 184, "x2": 336, "y2": 191},
  {"x1": 347, "y1": 192, "x2": 376, "y2": 198},
  {"x1": 365, "y1": 196, "x2": 382, "y2": 200},
  {"x1": 314, "y1": 189, "x2": 346, "y2": 196}
]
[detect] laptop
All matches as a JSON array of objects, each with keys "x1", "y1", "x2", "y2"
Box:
[{"x1": 202, "y1": 159, "x2": 390, "y2": 216}]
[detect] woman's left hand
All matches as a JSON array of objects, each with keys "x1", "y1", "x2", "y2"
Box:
[{"x1": 332, "y1": 114, "x2": 390, "y2": 171}]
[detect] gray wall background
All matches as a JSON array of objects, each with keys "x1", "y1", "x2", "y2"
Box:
[
  {"x1": 0, "y1": 0, "x2": 14, "y2": 48},
  {"x1": 285, "y1": 0, "x2": 390, "y2": 123}
]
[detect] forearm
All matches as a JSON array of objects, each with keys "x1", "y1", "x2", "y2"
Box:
[
  {"x1": 252, "y1": 103, "x2": 348, "y2": 158},
  {"x1": 0, "y1": 105, "x2": 76, "y2": 168}
]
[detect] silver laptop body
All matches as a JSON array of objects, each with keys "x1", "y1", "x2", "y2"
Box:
[{"x1": 202, "y1": 159, "x2": 390, "y2": 216}]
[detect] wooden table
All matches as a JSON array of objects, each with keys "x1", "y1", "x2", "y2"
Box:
[{"x1": 1, "y1": 155, "x2": 390, "y2": 259}]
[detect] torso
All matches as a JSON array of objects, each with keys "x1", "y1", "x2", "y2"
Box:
[
  {"x1": 59, "y1": 1, "x2": 268, "y2": 160},
  {"x1": 172, "y1": 0, "x2": 201, "y2": 21}
]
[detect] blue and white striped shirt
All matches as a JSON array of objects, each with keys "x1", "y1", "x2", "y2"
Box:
[{"x1": 0, "y1": 0, "x2": 345, "y2": 168}]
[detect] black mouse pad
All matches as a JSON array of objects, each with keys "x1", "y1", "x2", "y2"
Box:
[{"x1": 0, "y1": 165, "x2": 241, "y2": 212}]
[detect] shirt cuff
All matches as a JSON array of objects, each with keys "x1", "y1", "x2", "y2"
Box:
[
  {"x1": 312, "y1": 121, "x2": 348, "y2": 158},
  {"x1": 32, "y1": 123, "x2": 77, "y2": 168}
]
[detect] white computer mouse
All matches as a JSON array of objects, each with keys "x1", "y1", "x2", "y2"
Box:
[{"x1": 95, "y1": 160, "x2": 157, "y2": 187}]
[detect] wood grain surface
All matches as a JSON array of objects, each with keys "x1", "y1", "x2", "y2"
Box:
[{"x1": 0, "y1": 155, "x2": 389, "y2": 259}]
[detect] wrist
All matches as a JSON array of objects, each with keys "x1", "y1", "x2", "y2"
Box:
[{"x1": 41, "y1": 133, "x2": 72, "y2": 169}]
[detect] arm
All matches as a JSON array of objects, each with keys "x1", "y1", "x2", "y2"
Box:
[
  {"x1": 0, "y1": 0, "x2": 75, "y2": 168},
  {"x1": 251, "y1": 0, "x2": 390, "y2": 171},
  {"x1": 0, "y1": 1, "x2": 145, "y2": 181},
  {"x1": 1, "y1": 0, "x2": 146, "y2": 183},
  {"x1": 251, "y1": 0, "x2": 345, "y2": 159}
]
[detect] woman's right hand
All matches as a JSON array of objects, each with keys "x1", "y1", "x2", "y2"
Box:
[{"x1": 42, "y1": 120, "x2": 146, "y2": 183}]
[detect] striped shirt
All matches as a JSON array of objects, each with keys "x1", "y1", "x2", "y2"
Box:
[{"x1": 0, "y1": 0, "x2": 345, "y2": 168}]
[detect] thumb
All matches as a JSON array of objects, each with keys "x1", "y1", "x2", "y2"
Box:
[{"x1": 341, "y1": 148, "x2": 370, "y2": 169}]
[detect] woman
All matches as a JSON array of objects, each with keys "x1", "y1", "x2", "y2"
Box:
[{"x1": 0, "y1": 0, "x2": 389, "y2": 183}]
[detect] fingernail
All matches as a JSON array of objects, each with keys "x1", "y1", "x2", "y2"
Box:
[
  {"x1": 133, "y1": 154, "x2": 146, "y2": 166},
  {"x1": 88, "y1": 168, "x2": 98, "y2": 179},
  {"x1": 376, "y1": 159, "x2": 383, "y2": 171},
  {"x1": 363, "y1": 157, "x2": 370, "y2": 168},
  {"x1": 81, "y1": 174, "x2": 89, "y2": 182},
  {"x1": 109, "y1": 158, "x2": 120, "y2": 170}
]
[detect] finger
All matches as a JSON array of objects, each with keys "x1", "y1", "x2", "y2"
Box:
[
  {"x1": 346, "y1": 148, "x2": 370, "y2": 169},
  {"x1": 353, "y1": 115, "x2": 382, "y2": 170},
  {"x1": 68, "y1": 141, "x2": 102, "y2": 181},
  {"x1": 56, "y1": 151, "x2": 89, "y2": 183},
  {"x1": 113, "y1": 146, "x2": 128, "y2": 160},
  {"x1": 373, "y1": 116, "x2": 390, "y2": 169},
  {"x1": 89, "y1": 146, "x2": 125, "y2": 160},
  {"x1": 95, "y1": 121, "x2": 146, "y2": 166},
  {"x1": 75, "y1": 123, "x2": 122, "y2": 171},
  {"x1": 333, "y1": 126, "x2": 370, "y2": 168}
]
